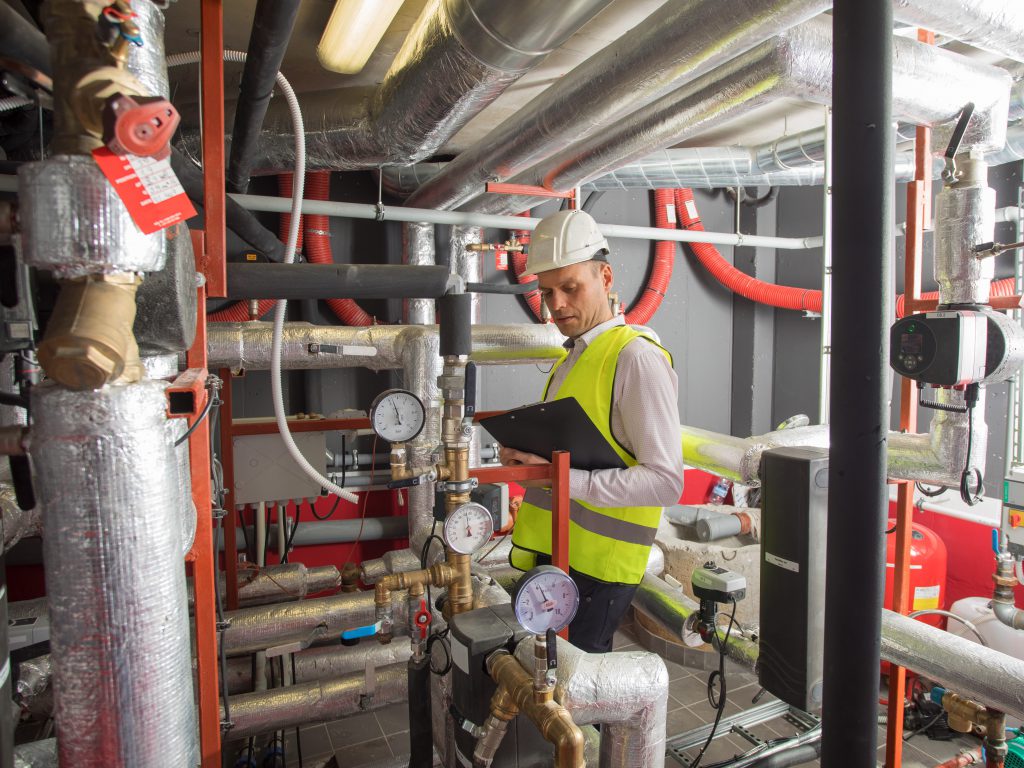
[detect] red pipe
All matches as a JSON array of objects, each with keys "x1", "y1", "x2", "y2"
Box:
[
  {"x1": 675, "y1": 188, "x2": 822, "y2": 313},
  {"x1": 624, "y1": 189, "x2": 675, "y2": 325},
  {"x1": 933, "y1": 748, "x2": 982, "y2": 767},
  {"x1": 896, "y1": 278, "x2": 1019, "y2": 317},
  {"x1": 302, "y1": 172, "x2": 375, "y2": 327}
]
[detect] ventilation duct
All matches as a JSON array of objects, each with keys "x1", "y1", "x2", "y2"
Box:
[
  {"x1": 177, "y1": 0, "x2": 614, "y2": 173},
  {"x1": 891, "y1": 0, "x2": 1024, "y2": 62},
  {"x1": 466, "y1": 16, "x2": 1011, "y2": 215}
]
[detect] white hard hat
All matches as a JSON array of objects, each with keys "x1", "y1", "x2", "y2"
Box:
[{"x1": 525, "y1": 210, "x2": 609, "y2": 275}]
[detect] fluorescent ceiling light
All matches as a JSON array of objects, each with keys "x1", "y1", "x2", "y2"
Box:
[{"x1": 317, "y1": 0, "x2": 405, "y2": 75}]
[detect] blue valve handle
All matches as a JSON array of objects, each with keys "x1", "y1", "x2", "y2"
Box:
[
  {"x1": 341, "y1": 621, "x2": 382, "y2": 641},
  {"x1": 993, "y1": 528, "x2": 1002, "y2": 555}
]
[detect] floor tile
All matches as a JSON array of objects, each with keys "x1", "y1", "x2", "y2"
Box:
[
  {"x1": 669, "y1": 672, "x2": 714, "y2": 708},
  {"x1": 664, "y1": 659, "x2": 691, "y2": 682},
  {"x1": 325, "y1": 711, "x2": 384, "y2": 749},
  {"x1": 387, "y1": 730, "x2": 411, "y2": 756},
  {"x1": 332, "y1": 737, "x2": 392, "y2": 767},
  {"x1": 375, "y1": 702, "x2": 410, "y2": 736}
]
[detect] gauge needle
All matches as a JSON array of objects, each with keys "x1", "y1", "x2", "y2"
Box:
[
  {"x1": 536, "y1": 585, "x2": 554, "y2": 611},
  {"x1": 393, "y1": 401, "x2": 402, "y2": 425}
]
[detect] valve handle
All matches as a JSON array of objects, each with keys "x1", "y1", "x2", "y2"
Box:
[
  {"x1": 545, "y1": 628, "x2": 558, "y2": 670},
  {"x1": 102, "y1": 94, "x2": 180, "y2": 160},
  {"x1": 415, "y1": 599, "x2": 432, "y2": 640},
  {"x1": 386, "y1": 473, "x2": 430, "y2": 490},
  {"x1": 464, "y1": 361, "x2": 477, "y2": 416},
  {"x1": 941, "y1": 102, "x2": 975, "y2": 185}
]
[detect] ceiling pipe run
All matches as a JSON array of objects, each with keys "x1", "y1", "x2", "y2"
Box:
[
  {"x1": 177, "y1": 0, "x2": 614, "y2": 174},
  {"x1": 469, "y1": 16, "x2": 1011, "y2": 215},
  {"x1": 891, "y1": 0, "x2": 1024, "y2": 62},
  {"x1": 405, "y1": 0, "x2": 832, "y2": 212}
]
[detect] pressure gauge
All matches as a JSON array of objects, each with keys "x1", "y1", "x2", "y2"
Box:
[
  {"x1": 370, "y1": 389, "x2": 426, "y2": 443},
  {"x1": 443, "y1": 502, "x2": 494, "y2": 555},
  {"x1": 513, "y1": 565, "x2": 579, "y2": 634}
]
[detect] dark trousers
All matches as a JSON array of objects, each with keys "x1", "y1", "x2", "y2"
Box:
[{"x1": 531, "y1": 555, "x2": 638, "y2": 654}]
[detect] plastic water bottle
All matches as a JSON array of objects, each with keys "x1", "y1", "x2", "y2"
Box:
[{"x1": 706, "y1": 476, "x2": 732, "y2": 505}]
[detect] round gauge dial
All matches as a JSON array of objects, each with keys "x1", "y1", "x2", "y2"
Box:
[
  {"x1": 370, "y1": 389, "x2": 426, "y2": 443},
  {"x1": 443, "y1": 502, "x2": 494, "y2": 555},
  {"x1": 513, "y1": 565, "x2": 579, "y2": 634}
]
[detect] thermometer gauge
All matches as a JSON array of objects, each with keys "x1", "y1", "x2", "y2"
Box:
[
  {"x1": 370, "y1": 389, "x2": 426, "y2": 443},
  {"x1": 513, "y1": 565, "x2": 579, "y2": 634},
  {"x1": 443, "y1": 502, "x2": 494, "y2": 555}
]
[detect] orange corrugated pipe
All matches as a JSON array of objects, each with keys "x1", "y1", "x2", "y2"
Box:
[{"x1": 624, "y1": 189, "x2": 675, "y2": 325}]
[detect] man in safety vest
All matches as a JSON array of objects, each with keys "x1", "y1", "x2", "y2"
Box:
[{"x1": 500, "y1": 209, "x2": 684, "y2": 653}]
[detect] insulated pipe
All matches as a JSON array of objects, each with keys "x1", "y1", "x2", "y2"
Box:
[
  {"x1": 403, "y1": 222, "x2": 436, "y2": 325},
  {"x1": 227, "y1": 0, "x2": 301, "y2": 193},
  {"x1": 228, "y1": 516, "x2": 408, "y2": 550},
  {"x1": 179, "y1": 0, "x2": 615, "y2": 173},
  {"x1": 405, "y1": 0, "x2": 831, "y2": 212},
  {"x1": 223, "y1": 663, "x2": 408, "y2": 739},
  {"x1": 0, "y1": 3, "x2": 51, "y2": 77},
  {"x1": 890, "y1": 0, "x2": 1024, "y2": 62},
  {"x1": 822, "y1": 0, "x2": 892, "y2": 764},
  {"x1": 223, "y1": 263, "x2": 452, "y2": 300},
  {"x1": 206, "y1": 322, "x2": 566, "y2": 372},
  {"x1": 680, "y1": 424, "x2": 830, "y2": 487},
  {"x1": 30, "y1": 382, "x2": 197, "y2": 767},
  {"x1": 512, "y1": 633, "x2": 669, "y2": 768},
  {"x1": 221, "y1": 589, "x2": 411, "y2": 657},
  {"x1": 230, "y1": 193, "x2": 824, "y2": 251},
  {"x1": 189, "y1": 563, "x2": 343, "y2": 609},
  {"x1": 476, "y1": 16, "x2": 1011, "y2": 215}
]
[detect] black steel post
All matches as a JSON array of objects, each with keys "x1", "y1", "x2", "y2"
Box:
[{"x1": 822, "y1": 1, "x2": 893, "y2": 765}]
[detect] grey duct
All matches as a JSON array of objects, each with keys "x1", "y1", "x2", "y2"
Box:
[
  {"x1": 891, "y1": 0, "x2": 1024, "y2": 62},
  {"x1": 405, "y1": 0, "x2": 832, "y2": 211},
  {"x1": 29, "y1": 381, "x2": 196, "y2": 768},
  {"x1": 221, "y1": 588, "x2": 411, "y2": 657},
  {"x1": 403, "y1": 222, "x2": 436, "y2": 326},
  {"x1": 223, "y1": 662, "x2": 408, "y2": 739},
  {"x1": 513, "y1": 634, "x2": 669, "y2": 768},
  {"x1": 15, "y1": 653, "x2": 52, "y2": 716},
  {"x1": 178, "y1": 0, "x2": 614, "y2": 173},
  {"x1": 208, "y1": 322, "x2": 565, "y2": 372},
  {"x1": 470, "y1": 16, "x2": 1011, "y2": 215}
]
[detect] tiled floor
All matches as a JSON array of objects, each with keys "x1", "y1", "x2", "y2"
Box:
[{"x1": 230, "y1": 618, "x2": 984, "y2": 767}]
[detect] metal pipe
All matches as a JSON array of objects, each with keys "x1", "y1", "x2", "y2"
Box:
[
  {"x1": 680, "y1": 424, "x2": 829, "y2": 487},
  {"x1": 223, "y1": 663, "x2": 408, "y2": 738},
  {"x1": 513, "y1": 633, "x2": 669, "y2": 768},
  {"x1": 190, "y1": 563, "x2": 343, "y2": 609},
  {"x1": 405, "y1": 0, "x2": 831, "y2": 212},
  {"x1": 30, "y1": 382, "x2": 196, "y2": 767},
  {"x1": 403, "y1": 222, "x2": 437, "y2": 326},
  {"x1": 11, "y1": 739, "x2": 56, "y2": 768},
  {"x1": 821, "y1": 2, "x2": 893, "y2": 763},
  {"x1": 935, "y1": 157, "x2": 995, "y2": 306},
  {"x1": 472, "y1": 15, "x2": 1010, "y2": 215},
  {"x1": 0, "y1": 3, "x2": 51, "y2": 77},
  {"x1": 891, "y1": 0, "x2": 1024, "y2": 62},
  {"x1": 224, "y1": 262, "x2": 452, "y2": 301},
  {"x1": 230, "y1": 193, "x2": 824, "y2": 250}
]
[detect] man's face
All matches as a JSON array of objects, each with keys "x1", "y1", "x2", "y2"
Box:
[{"x1": 538, "y1": 260, "x2": 613, "y2": 339}]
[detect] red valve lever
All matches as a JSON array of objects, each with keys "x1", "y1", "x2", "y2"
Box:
[
  {"x1": 414, "y1": 599, "x2": 432, "y2": 641},
  {"x1": 102, "y1": 94, "x2": 180, "y2": 159}
]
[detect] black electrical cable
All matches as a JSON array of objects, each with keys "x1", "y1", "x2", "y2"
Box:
[
  {"x1": 959, "y1": 385, "x2": 983, "y2": 506},
  {"x1": 582, "y1": 190, "x2": 606, "y2": 213},
  {"x1": 690, "y1": 598, "x2": 739, "y2": 768},
  {"x1": 174, "y1": 394, "x2": 214, "y2": 447},
  {"x1": 0, "y1": 391, "x2": 27, "y2": 409},
  {"x1": 262, "y1": 504, "x2": 271, "y2": 566},
  {"x1": 915, "y1": 482, "x2": 947, "y2": 498},
  {"x1": 239, "y1": 505, "x2": 253, "y2": 563},
  {"x1": 903, "y1": 708, "x2": 946, "y2": 742},
  {"x1": 281, "y1": 503, "x2": 301, "y2": 564},
  {"x1": 311, "y1": 495, "x2": 341, "y2": 521}
]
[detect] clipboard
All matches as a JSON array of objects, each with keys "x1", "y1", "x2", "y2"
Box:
[{"x1": 478, "y1": 397, "x2": 627, "y2": 471}]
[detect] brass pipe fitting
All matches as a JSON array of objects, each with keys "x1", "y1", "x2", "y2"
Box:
[
  {"x1": 532, "y1": 634, "x2": 555, "y2": 704},
  {"x1": 445, "y1": 552, "x2": 474, "y2": 617},
  {"x1": 487, "y1": 652, "x2": 584, "y2": 768},
  {"x1": 38, "y1": 272, "x2": 144, "y2": 389}
]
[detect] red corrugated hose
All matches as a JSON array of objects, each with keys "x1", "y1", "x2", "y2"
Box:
[
  {"x1": 302, "y1": 172, "x2": 376, "y2": 326},
  {"x1": 674, "y1": 187, "x2": 823, "y2": 313},
  {"x1": 624, "y1": 188, "x2": 675, "y2": 325}
]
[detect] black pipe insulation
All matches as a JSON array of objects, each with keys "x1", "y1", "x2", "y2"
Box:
[
  {"x1": 438, "y1": 293, "x2": 472, "y2": 357},
  {"x1": 227, "y1": 0, "x2": 301, "y2": 195},
  {"x1": 465, "y1": 280, "x2": 539, "y2": 295},
  {"x1": 751, "y1": 742, "x2": 821, "y2": 768},
  {"x1": 0, "y1": 3, "x2": 51, "y2": 77},
  {"x1": 225, "y1": 263, "x2": 451, "y2": 301},
  {"x1": 406, "y1": 656, "x2": 433, "y2": 768},
  {"x1": 170, "y1": 147, "x2": 288, "y2": 263},
  {"x1": 821, "y1": 0, "x2": 892, "y2": 765}
]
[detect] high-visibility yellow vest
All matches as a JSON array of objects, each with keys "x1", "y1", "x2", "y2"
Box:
[{"x1": 510, "y1": 325, "x2": 673, "y2": 585}]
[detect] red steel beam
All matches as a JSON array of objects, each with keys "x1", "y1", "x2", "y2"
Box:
[
  {"x1": 185, "y1": 267, "x2": 222, "y2": 767},
  {"x1": 200, "y1": 0, "x2": 226, "y2": 298},
  {"x1": 886, "y1": 29, "x2": 933, "y2": 768},
  {"x1": 551, "y1": 451, "x2": 571, "y2": 639}
]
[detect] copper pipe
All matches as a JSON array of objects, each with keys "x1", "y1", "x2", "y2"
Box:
[
  {"x1": 937, "y1": 691, "x2": 1008, "y2": 766},
  {"x1": 487, "y1": 652, "x2": 584, "y2": 768},
  {"x1": 935, "y1": 749, "x2": 982, "y2": 767}
]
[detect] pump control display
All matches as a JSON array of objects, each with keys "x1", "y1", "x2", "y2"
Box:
[
  {"x1": 443, "y1": 502, "x2": 494, "y2": 555},
  {"x1": 513, "y1": 565, "x2": 579, "y2": 634},
  {"x1": 369, "y1": 389, "x2": 426, "y2": 443},
  {"x1": 889, "y1": 312, "x2": 987, "y2": 386}
]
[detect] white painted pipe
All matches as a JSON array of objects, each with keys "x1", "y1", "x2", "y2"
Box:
[{"x1": 229, "y1": 193, "x2": 823, "y2": 250}]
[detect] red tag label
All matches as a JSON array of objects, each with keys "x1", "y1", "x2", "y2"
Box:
[
  {"x1": 92, "y1": 147, "x2": 197, "y2": 235},
  {"x1": 495, "y1": 249, "x2": 508, "y2": 271}
]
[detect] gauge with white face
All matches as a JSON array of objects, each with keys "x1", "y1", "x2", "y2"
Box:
[
  {"x1": 513, "y1": 565, "x2": 579, "y2": 634},
  {"x1": 443, "y1": 502, "x2": 494, "y2": 555},
  {"x1": 370, "y1": 389, "x2": 426, "y2": 443}
]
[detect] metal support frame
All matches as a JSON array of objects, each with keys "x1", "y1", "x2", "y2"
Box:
[
  {"x1": 200, "y1": 0, "x2": 226, "y2": 298},
  {"x1": 886, "y1": 30, "x2": 934, "y2": 768},
  {"x1": 818, "y1": 105, "x2": 833, "y2": 425},
  {"x1": 219, "y1": 367, "x2": 239, "y2": 609},
  {"x1": 822, "y1": 0, "x2": 893, "y2": 765}
]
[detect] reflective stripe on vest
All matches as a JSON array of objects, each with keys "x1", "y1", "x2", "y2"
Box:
[{"x1": 511, "y1": 324, "x2": 671, "y2": 585}]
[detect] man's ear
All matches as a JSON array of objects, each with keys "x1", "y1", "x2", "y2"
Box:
[{"x1": 601, "y1": 262, "x2": 614, "y2": 291}]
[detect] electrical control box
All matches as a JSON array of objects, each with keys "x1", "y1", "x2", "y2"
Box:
[
  {"x1": 1003, "y1": 465, "x2": 1024, "y2": 558},
  {"x1": 232, "y1": 422, "x2": 327, "y2": 505},
  {"x1": 472, "y1": 482, "x2": 511, "y2": 533},
  {"x1": 890, "y1": 311, "x2": 987, "y2": 386},
  {"x1": 448, "y1": 604, "x2": 551, "y2": 768},
  {"x1": 691, "y1": 562, "x2": 747, "y2": 604},
  {"x1": 758, "y1": 447, "x2": 829, "y2": 714}
]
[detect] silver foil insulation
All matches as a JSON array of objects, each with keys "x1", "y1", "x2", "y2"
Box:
[{"x1": 30, "y1": 381, "x2": 196, "y2": 767}]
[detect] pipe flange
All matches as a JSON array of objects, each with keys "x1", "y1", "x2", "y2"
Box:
[{"x1": 437, "y1": 478, "x2": 478, "y2": 494}]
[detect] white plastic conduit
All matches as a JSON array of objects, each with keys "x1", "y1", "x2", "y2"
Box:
[{"x1": 168, "y1": 50, "x2": 358, "y2": 503}]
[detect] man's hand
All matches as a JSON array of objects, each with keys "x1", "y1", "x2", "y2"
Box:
[{"x1": 498, "y1": 447, "x2": 550, "y2": 467}]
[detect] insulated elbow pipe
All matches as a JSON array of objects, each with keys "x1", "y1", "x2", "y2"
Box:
[
  {"x1": 228, "y1": 0, "x2": 301, "y2": 194},
  {"x1": 224, "y1": 263, "x2": 451, "y2": 301},
  {"x1": 0, "y1": 3, "x2": 51, "y2": 77}
]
